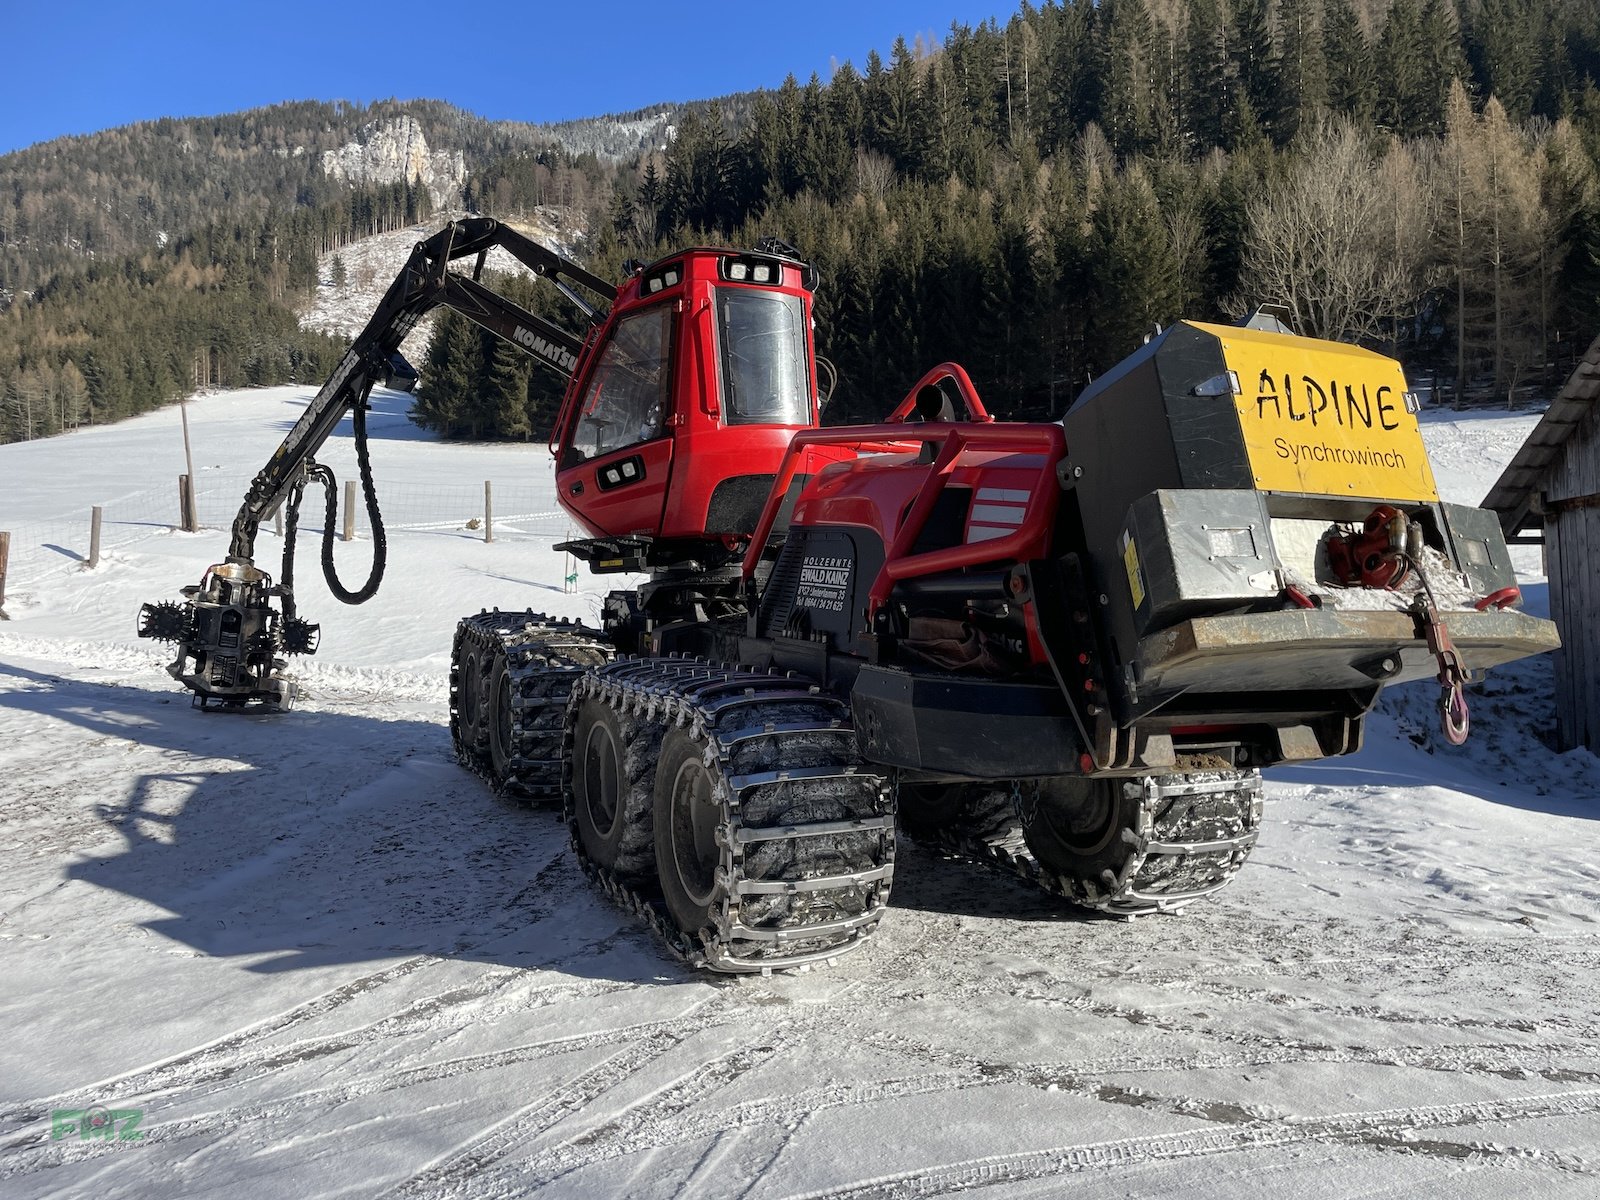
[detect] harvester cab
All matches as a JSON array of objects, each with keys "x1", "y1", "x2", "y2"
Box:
[{"x1": 548, "y1": 244, "x2": 831, "y2": 572}]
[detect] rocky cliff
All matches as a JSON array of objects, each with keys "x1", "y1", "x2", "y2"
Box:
[{"x1": 321, "y1": 115, "x2": 466, "y2": 208}]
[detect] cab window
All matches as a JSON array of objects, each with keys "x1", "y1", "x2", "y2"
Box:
[
  {"x1": 717, "y1": 289, "x2": 811, "y2": 426},
  {"x1": 569, "y1": 304, "x2": 673, "y2": 463}
]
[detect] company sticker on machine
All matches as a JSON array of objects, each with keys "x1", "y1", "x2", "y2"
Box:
[
  {"x1": 1198, "y1": 323, "x2": 1440, "y2": 503},
  {"x1": 796, "y1": 554, "x2": 851, "y2": 613}
]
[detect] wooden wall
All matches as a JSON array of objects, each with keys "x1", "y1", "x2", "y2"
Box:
[{"x1": 1543, "y1": 400, "x2": 1600, "y2": 752}]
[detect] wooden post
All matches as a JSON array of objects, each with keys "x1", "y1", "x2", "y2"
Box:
[
  {"x1": 0, "y1": 531, "x2": 10, "y2": 618},
  {"x1": 88, "y1": 506, "x2": 103, "y2": 569},
  {"x1": 274, "y1": 508, "x2": 284, "y2": 538},
  {"x1": 484, "y1": 480, "x2": 494, "y2": 544},
  {"x1": 178, "y1": 475, "x2": 196, "y2": 531},
  {"x1": 343, "y1": 479, "x2": 357, "y2": 542},
  {"x1": 180, "y1": 397, "x2": 197, "y2": 517}
]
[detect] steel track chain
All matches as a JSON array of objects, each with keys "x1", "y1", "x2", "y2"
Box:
[
  {"x1": 565, "y1": 657, "x2": 897, "y2": 974},
  {"x1": 917, "y1": 771, "x2": 1263, "y2": 918},
  {"x1": 449, "y1": 610, "x2": 612, "y2": 801}
]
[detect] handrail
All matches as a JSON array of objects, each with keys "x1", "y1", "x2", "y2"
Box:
[
  {"x1": 885, "y1": 362, "x2": 995, "y2": 423},
  {"x1": 741, "y1": 421, "x2": 1067, "y2": 619}
]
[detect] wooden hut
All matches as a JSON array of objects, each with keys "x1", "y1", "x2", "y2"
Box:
[{"x1": 1484, "y1": 335, "x2": 1600, "y2": 751}]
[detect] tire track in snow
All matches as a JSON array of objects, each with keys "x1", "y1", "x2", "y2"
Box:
[
  {"x1": 492, "y1": 1042, "x2": 782, "y2": 1190},
  {"x1": 0, "y1": 856, "x2": 587, "y2": 1143},
  {"x1": 379, "y1": 999, "x2": 737, "y2": 1200},
  {"x1": 486, "y1": 1016, "x2": 1600, "y2": 1191},
  {"x1": 783, "y1": 1088, "x2": 1600, "y2": 1199},
  {"x1": 0, "y1": 1007, "x2": 727, "y2": 1179}
]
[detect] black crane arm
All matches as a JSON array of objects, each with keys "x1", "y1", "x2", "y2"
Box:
[{"x1": 226, "y1": 217, "x2": 617, "y2": 562}]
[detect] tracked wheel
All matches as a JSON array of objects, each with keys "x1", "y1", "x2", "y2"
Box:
[
  {"x1": 655, "y1": 726, "x2": 724, "y2": 933},
  {"x1": 1022, "y1": 772, "x2": 1262, "y2": 915},
  {"x1": 572, "y1": 697, "x2": 656, "y2": 879},
  {"x1": 567, "y1": 660, "x2": 895, "y2": 973},
  {"x1": 452, "y1": 639, "x2": 489, "y2": 759},
  {"x1": 450, "y1": 611, "x2": 611, "y2": 802}
]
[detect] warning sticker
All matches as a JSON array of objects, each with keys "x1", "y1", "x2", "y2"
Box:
[
  {"x1": 1121, "y1": 532, "x2": 1146, "y2": 610},
  {"x1": 797, "y1": 555, "x2": 851, "y2": 614}
]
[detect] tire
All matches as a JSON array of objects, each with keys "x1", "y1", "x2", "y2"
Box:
[
  {"x1": 485, "y1": 646, "x2": 516, "y2": 783},
  {"x1": 454, "y1": 641, "x2": 488, "y2": 756},
  {"x1": 653, "y1": 726, "x2": 727, "y2": 938},
  {"x1": 1020, "y1": 776, "x2": 1140, "y2": 902},
  {"x1": 571, "y1": 698, "x2": 655, "y2": 879},
  {"x1": 897, "y1": 781, "x2": 1014, "y2": 843}
]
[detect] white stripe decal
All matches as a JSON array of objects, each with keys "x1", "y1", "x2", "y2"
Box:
[
  {"x1": 965, "y1": 524, "x2": 1014, "y2": 542},
  {"x1": 976, "y1": 487, "x2": 1030, "y2": 503},
  {"x1": 970, "y1": 503, "x2": 1025, "y2": 525}
]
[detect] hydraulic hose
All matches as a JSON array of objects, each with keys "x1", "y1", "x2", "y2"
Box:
[{"x1": 316, "y1": 401, "x2": 387, "y2": 604}]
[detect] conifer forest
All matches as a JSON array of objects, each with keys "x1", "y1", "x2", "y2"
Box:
[{"x1": 3, "y1": 0, "x2": 1598, "y2": 444}]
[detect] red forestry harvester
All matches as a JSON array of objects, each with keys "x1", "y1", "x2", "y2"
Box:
[{"x1": 139, "y1": 218, "x2": 1557, "y2": 972}]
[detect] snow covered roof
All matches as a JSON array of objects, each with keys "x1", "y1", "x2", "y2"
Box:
[{"x1": 1483, "y1": 333, "x2": 1600, "y2": 540}]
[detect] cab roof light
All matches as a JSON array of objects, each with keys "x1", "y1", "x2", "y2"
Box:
[
  {"x1": 644, "y1": 265, "x2": 682, "y2": 294},
  {"x1": 719, "y1": 254, "x2": 782, "y2": 286}
]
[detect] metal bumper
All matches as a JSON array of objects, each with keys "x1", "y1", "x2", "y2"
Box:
[{"x1": 1136, "y1": 607, "x2": 1560, "y2": 694}]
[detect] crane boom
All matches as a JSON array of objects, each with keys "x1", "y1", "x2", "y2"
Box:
[{"x1": 227, "y1": 217, "x2": 616, "y2": 563}]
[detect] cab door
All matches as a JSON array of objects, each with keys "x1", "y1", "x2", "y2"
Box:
[{"x1": 556, "y1": 302, "x2": 676, "y2": 537}]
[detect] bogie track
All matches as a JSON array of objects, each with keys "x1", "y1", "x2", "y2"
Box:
[
  {"x1": 450, "y1": 611, "x2": 612, "y2": 802},
  {"x1": 903, "y1": 771, "x2": 1262, "y2": 917},
  {"x1": 565, "y1": 659, "x2": 896, "y2": 973},
  {"x1": 451, "y1": 622, "x2": 896, "y2": 973}
]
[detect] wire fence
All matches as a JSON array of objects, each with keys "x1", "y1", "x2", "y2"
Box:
[{"x1": 1, "y1": 472, "x2": 579, "y2": 591}]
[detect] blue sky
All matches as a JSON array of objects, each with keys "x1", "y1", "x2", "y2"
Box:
[{"x1": 3, "y1": 1, "x2": 1017, "y2": 156}]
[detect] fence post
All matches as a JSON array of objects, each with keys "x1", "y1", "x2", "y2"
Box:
[
  {"x1": 343, "y1": 480, "x2": 357, "y2": 542},
  {"x1": 484, "y1": 480, "x2": 494, "y2": 544},
  {"x1": 88, "y1": 506, "x2": 103, "y2": 569},
  {"x1": 0, "y1": 531, "x2": 9, "y2": 618},
  {"x1": 178, "y1": 475, "x2": 198, "y2": 532}
]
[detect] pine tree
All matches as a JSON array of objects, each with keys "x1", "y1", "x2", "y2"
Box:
[
  {"x1": 1099, "y1": 0, "x2": 1163, "y2": 158},
  {"x1": 1231, "y1": 0, "x2": 1283, "y2": 143},
  {"x1": 1275, "y1": 0, "x2": 1327, "y2": 143},
  {"x1": 1322, "y1": 0, "x2": 1375, "y2": 126},
  {"x1": 1376, "y1": 0, "x2": 1429, "y2": 136},
  {"x1": 411, "y1": 310, "x2": 484, "y2": 438},
  {"x1": 1471, "y1": 0, "x2": 1539, "y2": 123},
  {"x1": 485, "y1": 332, "x2": 533, "y2": 440},
  {"x1": 1417, "y1": 0, "x2": 1469, "y2": 134},
  {"x1": 1085, "y1": 165, "x2": 1178, "y2": 371},
  {"x1": 1042, "y1": 0, "x2": 1097, "y2": 156},
  {"x1": 1184, "y1": 0, "x2": 1238, "y2": 152}
]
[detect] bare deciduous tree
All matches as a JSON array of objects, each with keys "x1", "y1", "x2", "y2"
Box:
[{"x1": 1232, "y1": 117, "x2": 1428, "y2": 343}]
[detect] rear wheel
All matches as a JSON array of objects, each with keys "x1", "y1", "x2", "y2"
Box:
[
  {"x1": 654, "y1": 727, "x2": 726, "y2": 937},
  {"x1": 1020, "y1": 777, "x2": 1137, "y2": 902},
  {"x1": 897, "y1": 781, "x2": 1015, "y2": 843},
  {"x1": 571, "y1": 698, "x2": 655, "y2": 878},
  {"x1": 1022, "y1": 772, "x2": 1261, "y2": 914},
  {"x1": 454, "y1": 642, "x2": 488, "y2": 754},
  {"x1": 485, "y1": 649, "x2": 516, "y2": 782}
]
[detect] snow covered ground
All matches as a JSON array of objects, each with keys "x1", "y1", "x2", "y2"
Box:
[{"x1": 1, "y1": 388, "x2": 1598, "y2": 1198}]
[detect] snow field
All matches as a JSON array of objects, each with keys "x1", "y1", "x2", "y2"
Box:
[{"x1": 0, "y1": 385, "x2": 1597, "y2": 1197}]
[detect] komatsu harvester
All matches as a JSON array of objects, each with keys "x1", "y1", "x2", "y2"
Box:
[{"x1": 139, "y1": 219, "x2": 1557, "y2": 972}]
